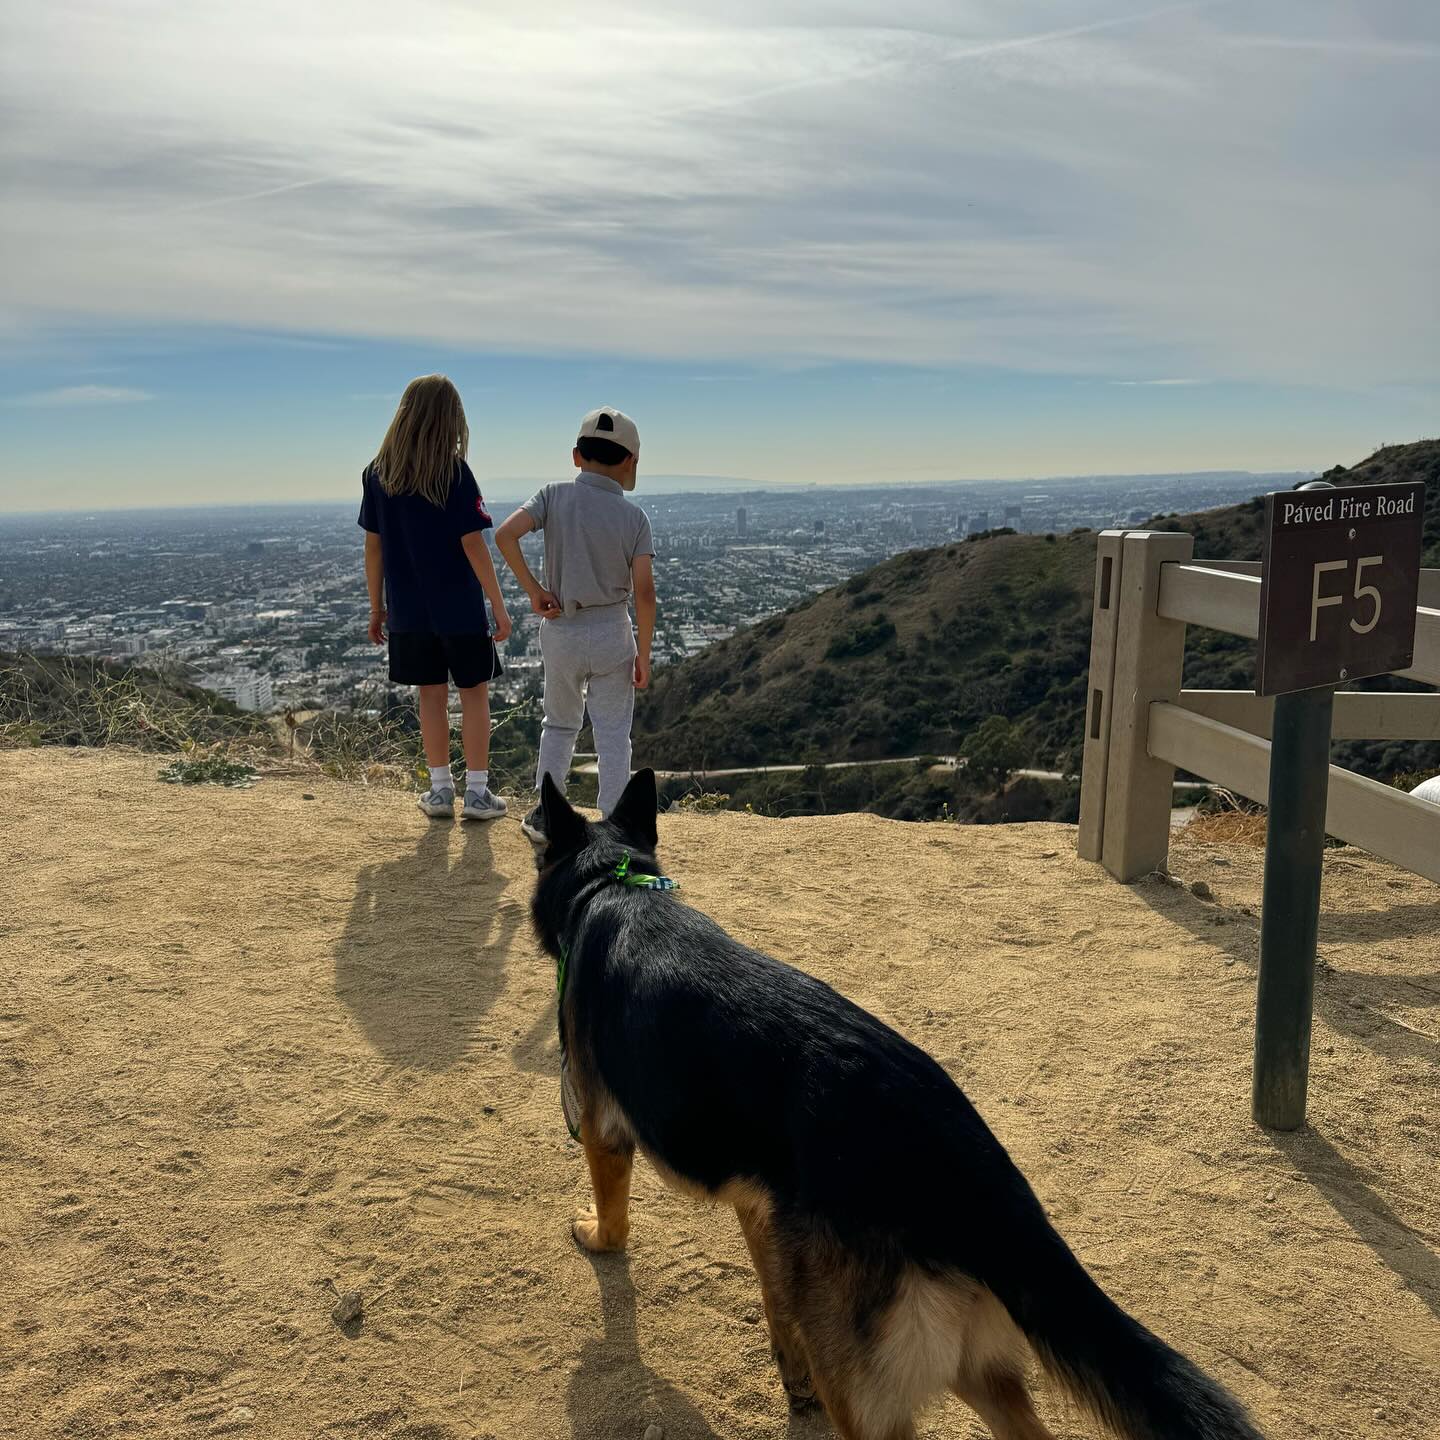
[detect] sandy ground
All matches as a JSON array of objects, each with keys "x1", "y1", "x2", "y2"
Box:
[{"x1": 1, "y1": 748, "x2": 1437, "y2": 1440}]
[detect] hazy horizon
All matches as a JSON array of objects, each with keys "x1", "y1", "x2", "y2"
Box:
[{"x1": 0, "y1": 465, "x2": 1320, "y2": 519}]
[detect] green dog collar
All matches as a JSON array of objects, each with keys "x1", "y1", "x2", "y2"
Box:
[{"x1": 612, "y1": 852, "x2": 678, "y2": 890}]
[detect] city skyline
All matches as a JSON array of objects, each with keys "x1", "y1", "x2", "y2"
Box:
[
  {"x1": 3, "y1": 2, "x2": 1437, "y2": 510},
  {"x1": 0, "y1": 470, "x2": 1279, "y2": 709}
]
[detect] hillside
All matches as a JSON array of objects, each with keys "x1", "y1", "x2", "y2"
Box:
[
  {"x1": 634, "y1": 440, "x2": 1440, "y2": 786},
  {"x1": 2, "y1": 748, "x2": 1437, "y2": 1439},
  {"x1": 0, "y1": 651, "x2": 268, "y2": 751}
]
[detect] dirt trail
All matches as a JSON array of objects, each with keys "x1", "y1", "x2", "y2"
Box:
[{"x1": 0, "y1": 748, "x2": 1436, "y2": 1440}]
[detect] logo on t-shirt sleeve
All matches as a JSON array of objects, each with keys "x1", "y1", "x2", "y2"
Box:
[{"x1": 476, "y1": 494, "x2": 492, "y2": 525}]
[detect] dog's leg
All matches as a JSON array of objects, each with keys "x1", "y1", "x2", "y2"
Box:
[
  {"x1": 573, "y1": 1129, "x2": 634, "y2": 1253},
  {"x1": 951, "y1": 1369, "x2": 1056, "y2": 1440},
  {"x1": 803, "y1": 1371, "x2": 916, "y2": 1440},
  {"x1": 734, "y1": 1204, "x2": 816, "y2": 1412}
]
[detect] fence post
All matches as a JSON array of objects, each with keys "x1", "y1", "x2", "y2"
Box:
[
  {"x1": 1101, "y1": 530, "x2": 1194, "y2": 881},
  {"x1": 1078, "y1": 531, "x2": 1129, "y2": 862}
]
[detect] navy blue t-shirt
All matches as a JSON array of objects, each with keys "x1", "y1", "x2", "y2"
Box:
[{"x1": 358, "y1": 460, "x2": 493, "y2": 635}]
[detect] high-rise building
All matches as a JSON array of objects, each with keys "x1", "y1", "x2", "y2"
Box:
[
  {"x1": 1004, "y1": 504, "x2": 1023, "y2": 526},
  {"x1": 736, "y1": 506, "x2": 749, "y2": 538},
  {"x1": 814, "y1": 519, "x2": 825, "y2": 535},
  {"x1": 967, "y1": 512, "x2": 989, "y2": 534}
]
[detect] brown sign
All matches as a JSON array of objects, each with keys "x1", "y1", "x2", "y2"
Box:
[{"x1": 1256, "y1": 481, "x2": 1425, "y2": 697}]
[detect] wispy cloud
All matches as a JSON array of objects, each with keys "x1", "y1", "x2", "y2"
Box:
[
  {"x1": 1110, "y1": 378, "x2": 1207, "y2": 386},
  {"x1": 1224, "y1": 35, "x2": 1440, "y2": 60},
  {"x1": 1, "y1": 1, "x2": 1436, "y2": 387},
  {"x1": 8, "y1": 384, "x2": 154, "y2": 408}
]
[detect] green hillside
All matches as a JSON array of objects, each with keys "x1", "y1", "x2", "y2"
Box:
[
  {"x1": 634, "y1": 440, "x2": 1439, "y2": 788},
  {"x1": 637, "y1": 528, "x2": 1097, "y2": 772}
]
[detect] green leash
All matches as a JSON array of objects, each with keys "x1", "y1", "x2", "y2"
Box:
[{"x1": 556, "y1": 853, "x2": 678, "y2": 1139}]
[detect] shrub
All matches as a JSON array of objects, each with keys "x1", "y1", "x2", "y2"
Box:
[
  {"x1": 158, "y1": 749, "x2": 258, "y2": 788},
  {"x1": 825, "y1": 615, "x2": 896, "y2": 660}
]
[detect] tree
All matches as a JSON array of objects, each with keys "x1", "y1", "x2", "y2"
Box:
[{"x1": 960, "y1": 715, "x2": 1028, "y2": 787}]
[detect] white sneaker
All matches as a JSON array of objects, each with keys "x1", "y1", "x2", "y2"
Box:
[
  {"x1": 462, "y1": 787, "x2": 507, "y2": 822},
  {"x1": 417, "y1": 786, "x2": 455, "y2": 817},
  {"x1": 520, "y1": 804, "x2": 547, "y2": 844}
]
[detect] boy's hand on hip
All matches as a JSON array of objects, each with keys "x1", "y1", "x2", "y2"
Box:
[
  {"x1": 368, "y1": 609, "x2": 386, "y2": 645},
  {"x1": 492, "y1": 609, "x2": 512, "y2": 645},
  {"x1": 633, "y1": 654, "x2": 651, "y2": 691},
  {"x1": 529, "y1": 588, "x2": 562, "y2": 619}
]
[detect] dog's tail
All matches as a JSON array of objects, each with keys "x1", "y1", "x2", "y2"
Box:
[{"x1": 983, "y1": 1221, "x2": 1264, "y2": 1440}]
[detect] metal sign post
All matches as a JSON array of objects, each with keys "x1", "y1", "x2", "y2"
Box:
[
  {"x1": 1252, "y1": 685, "x2": 1334, "y2": 1130},
  {"x1": 1250, "y1": 479, "x2": 1425, "y2": 1130}
]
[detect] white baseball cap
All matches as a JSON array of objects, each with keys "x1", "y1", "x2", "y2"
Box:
[{"x1": 577, "y1": 406, "x2": 640, "y2": 456}]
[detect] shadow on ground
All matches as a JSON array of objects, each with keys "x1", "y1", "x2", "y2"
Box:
[
  {"x1": 1135, "y1": 876, "x2": 1440, "y2": 1323},
  {"x1": 567, "y1": 1254, "x2": 728, "y2": 1440},
  {"x1": 1136, "y1": 877, "x2": 1438, "y2": 1068},
  {"x1": 333, "y1": 818, "x2": 523, "y2": 1069},
  {"x1": 1269, "y1": 1127, "x2": 1440, "y2": 1324}
]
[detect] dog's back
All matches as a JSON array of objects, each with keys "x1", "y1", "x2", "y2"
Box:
[{"x1": 534, "y1": 773, "x2": 1263, "y2": 1440}]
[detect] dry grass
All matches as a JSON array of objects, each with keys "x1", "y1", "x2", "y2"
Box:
[
  {"x1": 302, "y1": 689, "x2": 540, "y2": 792},
  {"x1": 1180, "y1": 808, "x2": 1269, "y2": 847},
  {"x1": 0, "y1": 653, "x2": 543, "y2": 796},
  {"x1": 0, "y1": 653, "x2": 272, "y2": 758}
]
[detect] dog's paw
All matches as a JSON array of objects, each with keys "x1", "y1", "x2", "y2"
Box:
[
  {"x1": 778, "y1": 1360, "x2": 818, "y2": 1413},
  {"x1": 777, "y1": 1353, "x2": 823, "y2": 1411},
  {"x1": 571, "y1": 1207, "x2": 627, "y2": 1253},
  {"x1": 784, "y1": 1381, "x2": 820, "y2": 1415}
]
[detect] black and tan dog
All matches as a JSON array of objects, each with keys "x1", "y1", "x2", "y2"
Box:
[{"x1": 531, "y1": 771, "x2": 1263, "y2": 1440}]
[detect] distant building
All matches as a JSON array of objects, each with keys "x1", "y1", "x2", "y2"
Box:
[
  {"x1": 967, "y1": 513, "x2": 989, "y2": 534},
  {"x1": 736, "y1": 506, "x2": 749, "y2": 538},
  {"x1": 204, "y1": 670, "x2": 274, "y2": 713},
  {"x1": 1004, "y1": 504, "x2": 1022, "y2": 525},
  {"x1": 814, "y1": 519, "x2": 825, "y2": 535}
]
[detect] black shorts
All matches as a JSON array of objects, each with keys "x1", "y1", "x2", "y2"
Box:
[{"x1": 388, "y1": 631, "x2": 503, "y2": 689}]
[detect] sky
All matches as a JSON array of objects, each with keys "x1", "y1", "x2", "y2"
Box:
[{"x1": 1, "y1": 0, "x2": 1436, "y2": 512}]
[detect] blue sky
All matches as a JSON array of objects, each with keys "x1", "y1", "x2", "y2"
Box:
[{"x1": 1, "y1": 0, "x2": 1436, "y2": 511}]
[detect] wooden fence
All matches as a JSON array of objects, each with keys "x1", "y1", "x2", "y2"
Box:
[{"x1": 1077, "y1": 530, "x2": 1440, "y2": 883}]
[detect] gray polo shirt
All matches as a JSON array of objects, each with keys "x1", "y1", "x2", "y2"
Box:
[{"x1": 521, "y1": 471, "x2": 654, "y2": 617}]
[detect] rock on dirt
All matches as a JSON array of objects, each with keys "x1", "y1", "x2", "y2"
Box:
[{"x1": 331, "y1": 1290, "x2": 363, "y2": 1328}]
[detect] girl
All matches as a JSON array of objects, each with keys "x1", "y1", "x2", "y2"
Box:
[{"x1": 360, "y1": 375, "x2": 512, "y2": 820}]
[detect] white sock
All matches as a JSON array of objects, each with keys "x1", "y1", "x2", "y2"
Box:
[
  {"x1": 429, "y1": 765, "x2": 452, "y2": 792},
  {"x1": 466, "y1": 769, "x2": 488, "y2": 794}
]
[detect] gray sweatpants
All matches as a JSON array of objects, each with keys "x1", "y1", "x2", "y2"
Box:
[{"x1": 535, "y1": 605, "x2": 637, "y2": 817}]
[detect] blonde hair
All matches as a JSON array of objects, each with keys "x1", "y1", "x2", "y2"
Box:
[{"x1": 371, "y1": 375, "x2": 469, "y2": 507}]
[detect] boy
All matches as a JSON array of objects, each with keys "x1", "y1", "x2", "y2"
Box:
[{"x1": 494, "y1": 407, "x2": 656, "y2": 840}]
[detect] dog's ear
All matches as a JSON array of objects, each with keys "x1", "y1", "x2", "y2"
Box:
[
  {"x1": 540, "y1": 774, "x2": 587, "y2": 856},
  {"x1": 607, "y1": 768, "x2": 658, "y2": 851}
]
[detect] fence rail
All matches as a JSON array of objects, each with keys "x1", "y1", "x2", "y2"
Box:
[
  {"x1": 1078, "y1": 529, "x2": 1440, "y2": 884},
  {"x1": 1148, "y1": 703, "x2": 1440, "y2": 883},
  {"x1": 1176, "y1": 689, "x2": 1440, "y2": 741},
  {"x1": 1157, "y1": 559, "x2": 1440, "y2": 684}
]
